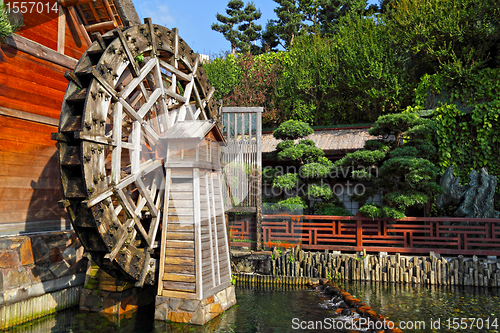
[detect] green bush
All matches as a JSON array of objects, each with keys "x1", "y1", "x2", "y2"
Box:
[
  {"x1": 272, "y1": 173, "x2": 298, "y2": 191},
  {"x1": 359, "y1": 203, "x2": 406, "y2": 219},
  {"x1": 308, "y1": 184, "x2": 333, "y2": 200},
  {"x1": 300, "y1": 163, "x2": 330, "y2": 179},
  {"x1": 273, "y1": 120, "x2": 314, "y2": 140},
  {"x1": 263, "y1": 196, "x2": 307, "y2": 214},
  {"x1": 313, "y1": 202, "x2": 352, "y2": 216}
]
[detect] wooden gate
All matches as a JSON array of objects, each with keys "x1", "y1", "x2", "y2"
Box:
[{"x1": 221, "y1": 107, "x2": 263, "y2": 249}]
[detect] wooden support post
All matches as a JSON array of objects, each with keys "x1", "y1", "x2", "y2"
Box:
[
  {"x1": 256, "y1": 108, "x2": 262, "y2": 250},
  {"x1": 58, "y1": 5, "x2": 66, "y2": 54}
]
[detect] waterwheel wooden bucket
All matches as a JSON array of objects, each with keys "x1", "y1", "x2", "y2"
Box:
[{"x1": 53, "y1": 20, "x2": 234, "y2": 323}]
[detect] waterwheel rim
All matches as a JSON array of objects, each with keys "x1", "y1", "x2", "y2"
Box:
[{"x1": 56, "y1": 20, "x2": 217, "y2": 286}]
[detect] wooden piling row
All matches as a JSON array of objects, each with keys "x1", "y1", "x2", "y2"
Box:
[
  {"x1": 234, "y1": 273, "x2": 310, "y2": 286},
  {"x1": 266, "y1": 248, "x2": 500, "y2": 287}
]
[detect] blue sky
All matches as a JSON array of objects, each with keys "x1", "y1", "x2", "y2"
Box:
[{"x1": 132, "y1": 0, "x2": 379, "y2": 57}]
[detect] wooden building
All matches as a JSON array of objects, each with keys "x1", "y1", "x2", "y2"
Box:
[
  {"x1": 0, "y1": 0, "x2": 139, "y2": 235},
  {"x1": 158, "y1": 121, "x2": 232, "y2": 300}
]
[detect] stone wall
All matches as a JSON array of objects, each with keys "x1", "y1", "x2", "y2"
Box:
[
  {"x1": 0, "y1": 231, "x2": 87, "y2": 329},
  {"x1": 155, "y1": 285, "x2": 237, "y2": 325}
]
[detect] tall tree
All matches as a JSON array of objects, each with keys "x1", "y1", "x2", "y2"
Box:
[
  {"x1": 268, "y1": 0, "x2": 304, "y2": 49},
  {"x1": 238, "y1": 2, "x2": 262, "y2": 53},
  {"x1": 265, "y1": 0, "x2": 371, "y2": 48},
  {"x1": 212, "y1": 0, "x2": 262, "y2": 54}
]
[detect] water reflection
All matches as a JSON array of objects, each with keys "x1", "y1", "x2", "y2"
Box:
[
  {"x1": 6, "y1": 287, "x2": 338, "y2": 333},
  {"x1": 8, "y1": 283, "x2": 499, "y2": 333},
  {"x1": 340, "y1": 281, "x2": 500, "y2": 333}
]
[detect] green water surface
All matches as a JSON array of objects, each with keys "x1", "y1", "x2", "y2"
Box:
[{"x1": 6, "y1": 283, "x2": 500, "y2": 332}]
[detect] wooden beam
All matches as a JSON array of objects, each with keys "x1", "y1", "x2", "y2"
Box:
[
  {"x1": 227, "y1": 207, "x2": 256, "y2": 213},
  {"x1": 193, "y1": 168, "x2": 203, "y2": 299},
  {"x1": 58, "y1": 5, "x2": 66, "y2": 54},
  {"x1": 256, "y1": 107, "x2": 263, "y2": 250},
  {"x1": 58, "y1": 0, "x2": 93, "y2": 7},
  {"x1": 5, "y1": 34, "x2": 78, "y2": 69},
  {"x1": 75, "y1": 5, "x2": 88, "y2": 25},
  {"x1": 102, "y1": 0, "x2": 116, "y2": 24},
  {"x1": 85, "y1": 20, "x2": 117, "y2": 33},
  {"x1": 158, "y1": 168, "x2": 171, "y2": 296},
  {"x1": 0, "y1": 106, "x2": 58, "y2": 127},
  {"x1": 68, "y1": 6, "x2": 92, "y2": 46},
  {"x1": 221, "y1": 107, "x2": 263, "y2": 113},
  {"x1": 88, "y1": 1, "x2": 101, "y2": 22}
]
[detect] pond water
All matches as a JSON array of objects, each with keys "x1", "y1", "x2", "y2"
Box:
[
  {"x1": 339, "y1": 281, "x2": 500, "y2": 333},
  {"x1": 6, "y1": 283, "x2": 500, "y2": 332},
  {"x1": 7, "y1": 285, "x2": 342, "y2": 333}
]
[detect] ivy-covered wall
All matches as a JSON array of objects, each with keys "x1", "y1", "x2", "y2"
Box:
[{"x1": 410, "y1": 68, "x2": 500, "y2": 197}]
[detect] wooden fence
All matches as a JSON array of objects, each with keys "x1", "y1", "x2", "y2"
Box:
[
  {"x1": 228, "y1": 216, "x2": 256, "y2": 248},
  {"x1": 230, "y1": 215, "x2": 500, "y2": 255}
]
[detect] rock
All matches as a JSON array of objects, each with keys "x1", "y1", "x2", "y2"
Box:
[
  {"x1": 49, "y1": 261, "x2": 70, "y2": 278},
  {"x1": 31, "y1": 238, "x2": 50, "y2": 266},
  {"x1": 50, "y1": 248, "x2": 63, "y2": 264},
  {"x1": 179, "y1": 299, "x2": 199, "y2": 312},
  {"x1": 209, "y1": 303, "x2": 222, "y2": 314},
  {"x1": 5, "y1": 268, "x2": 31, "y2": 289},
  {"x1": 0, "y1": 251, "x2": 19, "y2": 268},
  {"x1": 168, "y1": 311, "x2": 193, "y2": 323},
  {"x1": 0, "y1": 239, "x2": 12, "y2": 250},
  {"x1": 30, "y1": 265, "x2": 55, "y2": 282},
  {"x1": 169, "y1": 298, "x2": 181, "y2": 311},
  {"x1": 62, "y1": 247, "x2": 76, "y2": 261},
  {"x1": 20, "y1": 238, "x2": 34, "y2": 265},
  {"x1": 430, "y1": 251, "x2": 441, "y2": 260},
  {"x1": 309, "y1": 278, "x2": 320, "y2": 286}
]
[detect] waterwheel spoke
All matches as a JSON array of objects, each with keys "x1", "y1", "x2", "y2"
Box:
[
  {"x1": 83, "y1": 159, "x2": 163, "y2": 208},
  {"x1": 119, "y1": 97, "x2": 160, "y2": 146},
  {"x1": 120, "y1": 58, "x2": 157, "y2": 99},
  {"x1": 137, "y1": 88, "x2": 162, "y2": 118},
  {"x1": 135, "y1": 177, "x2": 159, "y2": 217},
  {"x1": 135, "y1": 176, "x2": 158, "y2": 216},
  {"x1": 115, "y1": 188, "x2": 151, "y2": 246},
  {"x1": 153, "y1": 59, "x2": 170, "y2": 130},
  {"x1": 192, "y1": 84, "x2": 207, "y2": 120},
  {"x1": 148, "y1": 175, "x2": 165, "y2": 245},
  {"x1": 104, "y1": 219, "x2": 135, "y2": 262}
]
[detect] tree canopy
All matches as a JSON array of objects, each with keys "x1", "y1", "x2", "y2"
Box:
[{"x1": 211, "y1": 0, "x2": 263, "y2": 54}]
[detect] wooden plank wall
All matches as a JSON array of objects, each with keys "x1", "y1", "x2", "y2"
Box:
[
  {"x1": 161, "y1": 170, "x2": 197, "y2": 299},
  {"x1": 200, "y1": 169, "x2": 231, "y2": 298},
  {"x1": 0, "y1": 10, "x2": 90, "y2": 235}
]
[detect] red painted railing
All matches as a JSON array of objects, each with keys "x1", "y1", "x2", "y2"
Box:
[
  {"x1": 261, "y1": 215, "x2": 500, "y2": 256},
  {"x1": 229, "y1": 217, "x2": 256, "y2": 248}
]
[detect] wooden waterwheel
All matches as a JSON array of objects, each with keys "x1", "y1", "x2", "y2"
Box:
[{"x1": 54, "y1": 19, "x2": 218, "y2": 286}]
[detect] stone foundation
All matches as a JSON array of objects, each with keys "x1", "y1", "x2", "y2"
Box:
[
  {"x1": 0, "y1": 231, "x2": 88, "y2": 329},
  {"x1": 154, "y1": 284, "x2": 237, "y2": 325},
  {"x1": 79, "y1": 261, "x2": 155, "y2": 314}
]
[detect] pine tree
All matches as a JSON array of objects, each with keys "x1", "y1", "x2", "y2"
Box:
[
  {"x1": 212, "y1": 0, "x2": 262, "y2": 54},
  {"x1": 334, "y1": 113, "x2": 442, "y2": 219},
  {"x1": 266, "y1": 0, "x2": 304, "y2": 49},
  {"x1": 264, "y1": 120, "x2": 350, "y2": 215}
]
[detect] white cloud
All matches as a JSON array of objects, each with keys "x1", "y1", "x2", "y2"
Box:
[{"x1": 135, "y1": 0, "x2": 176, "y2": 28}]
